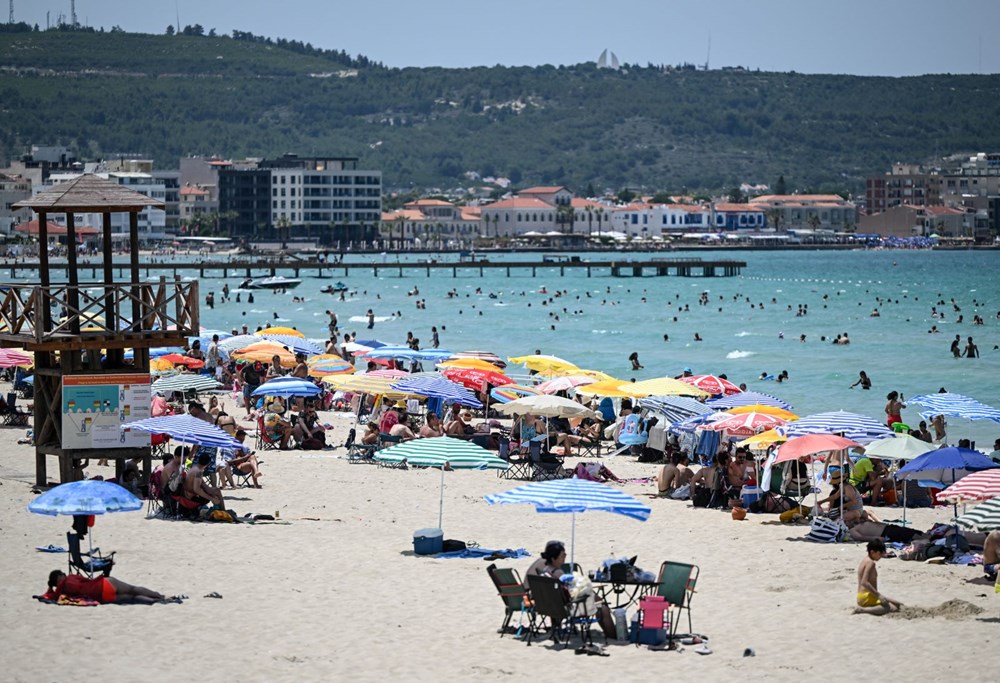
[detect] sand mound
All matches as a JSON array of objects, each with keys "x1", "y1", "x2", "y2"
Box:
[{"x1": 888, "y1": 599, "x2": 985, "y2": 621}]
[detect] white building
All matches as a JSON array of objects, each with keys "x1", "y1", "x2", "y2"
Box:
[{"x1": 44, "y1": 172, "x2": 167, "y2": 238}]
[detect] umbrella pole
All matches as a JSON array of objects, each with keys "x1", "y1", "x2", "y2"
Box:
[
  {"x1": 438, "y1": 467, "x2": 445, "y2": 530},
  {"x1": 570, "y1": 511, "x2": 576, "y2": 568}
]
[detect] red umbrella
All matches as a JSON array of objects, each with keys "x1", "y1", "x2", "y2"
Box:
[
  {"x1": 158, "y1": 353, "x2": 206, "y2": 370},
  {"x1": 939, "y1": 470, "x2": 1000, "y2": 503},
  {"x1": 679, "y1": 374, "x2": 742, "y2": 396},
  {"x1": 773, "y1": 434, "x2": 860, "y2": 464},
  {"x1": 441, "y1": 366, "x2": 514, "y2": 392},
  {"x1": 701, "y1": 411, "x2": 788, "y2": 437}
]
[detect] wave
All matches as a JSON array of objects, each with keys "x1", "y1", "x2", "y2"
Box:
[
  {"x1": 734, "y1": 331, "x2": 754, "y2": 337},
  {"x1": 726, "y1": 350, "x2": 756, "y2": 359},
  {"x1": 591, "y1": 330, "x2": 624, "y2": 335},
  {"x1": 348, "y1": 315, "x2": 395, "y2": 323}
]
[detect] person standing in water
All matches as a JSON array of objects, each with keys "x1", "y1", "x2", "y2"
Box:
[
  {"x1": 850, "y1": 371, "x2": 871, "y2": 390},
  {"x1": 366, "y1": 309, "x2": 375, "y2": 330},
  {"x1": 964, "y1": 336, "x2": 979, "y2": 358}
]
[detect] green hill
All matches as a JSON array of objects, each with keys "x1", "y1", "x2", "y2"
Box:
[{"x1": 2, "y1": 27, "x2": 1000, "y2": 194}]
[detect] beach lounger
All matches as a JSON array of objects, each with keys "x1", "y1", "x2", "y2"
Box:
[
  {"x1": 67, "y1": 532, "x2": 115, "y2": 579},
  {"x1": 486, "y1": 563, "x2": 533, "y2": 638},
  {"x1": 525, "y1": 574, "x2": 596, "y2": 648},
  {"x1": 654, "y1": 561, "x2": 699, "y2": 644}
]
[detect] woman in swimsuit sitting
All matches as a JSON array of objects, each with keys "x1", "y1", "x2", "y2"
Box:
[{"x1": 817, "y1": 470, "x2": 868, "y2": 526}]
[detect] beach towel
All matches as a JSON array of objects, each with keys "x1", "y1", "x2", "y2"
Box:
[
  {"x1": 33, "y1": 594, "x2": 99, "y2": 607},
  {"x1": 695, "y1": 430, "x2": 720, "y2": 458},
  {"x1": 434, "y1": 547, "x2": 530, "y2": 560}
]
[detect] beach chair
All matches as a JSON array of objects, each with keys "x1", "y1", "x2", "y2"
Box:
[
  {"x1": 486, "y1": 563, "x2": 533, "y2": 638},
  {"x1": 146, "y1": 466, "x2": 165, "y2": 518},
  {"x1": 529, "y1": 441, "x2": 566, "y2": 481},
  {"x1": 376, "y1": 432, "x2": 408, "y2": 468},
  {"x1": 67, "y1": 532, "x2": 115, "y2": 579},
  {"x1": 255, "y1": 416, "x2": 279, "y2": 451},
  {"x1": 655, "y1": 561, "x2": 699, "y2": 643},
  {"x1": 3, "y1": 392, "x2": 30, "y2": 427},
  {"x1": 14, "y1": 379, "x2": 33, "y2": 400},
  {"x1": 497, "y1": 437, "x2": 532, "y2": 480},
  {"x1": 635, "y1": 595, "x2": 670, "y2": 648},
  {"x1": 525, "y1": 574, "x2": 596, "y2": 648},
  {"x1": 344, "y1": 427, "x2": 376, "y2": 463}
]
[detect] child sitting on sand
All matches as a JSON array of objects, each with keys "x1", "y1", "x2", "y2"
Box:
[{"x1": 854, "y1": 539, "x2": 903, "y2": 615}]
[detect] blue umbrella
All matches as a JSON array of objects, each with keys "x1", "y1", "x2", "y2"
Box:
[
  {"x1": 908, "y1": 392, "x2": 1000, "y2": 423},
  {"x1": 148, "y1": 347, "x2": 186, "y2": 358},
  {"x1": 392, "y1": 375, "x2": 483, "y2": 408},
  {"x1": 367, "y1": 346, "x2": 456, "y2": 363},
  {"x1": 28, "y1": 480, "x2": 143, "y2": 516},
  {"x1": 706, "y1": 391, "x2": 793, "y2": 410},
  {"x1": 252, "y1": 376, "x2": 322, "y2": 399},
  {"x1": 259, "y1": 334, "x2": 323, "y2": 356},
  {"x1": 353, "y1": 339, "x2": 387, "y2": 349},
  {"x1": 896, "y1": 446, "x2": 999, "y2": 485},
  {"x1": 122, "y1": 414, "x2": 244, "y2": 449},
  {"x1": 485, "y1": 478, "x2": 651, "y2": 564},
  {"x1": 639, "y1": 395, "x2": 714, "y2": 424},
  {"x1": 780, "y1": 410, "x2": 892, "y2": 443}
]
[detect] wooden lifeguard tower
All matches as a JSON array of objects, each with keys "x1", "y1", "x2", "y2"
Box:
[{"x1": 3, "y1": 174, "x2": 199, "y2": 485}]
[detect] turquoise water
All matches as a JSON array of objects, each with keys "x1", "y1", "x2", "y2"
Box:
[{"x1": 31, "y1": 249, "x2": 1000, "y2": 445}]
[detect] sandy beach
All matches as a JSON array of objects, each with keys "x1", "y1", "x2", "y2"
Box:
[{"x1": 1, "y1": 401, "x2": 997, "y2": 683}]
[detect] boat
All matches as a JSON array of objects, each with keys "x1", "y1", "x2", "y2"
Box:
[
  {"x1": 320, "y1": 281, "x2": 349, "y2": 294},
  {"x1": 238, "y1": 276, "x2": 302, "y2": 290}
]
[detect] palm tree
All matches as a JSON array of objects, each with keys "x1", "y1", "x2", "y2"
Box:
[
  {"x1": 807, "y1": 213, "x2": 821, "y2": 232},
  {"x1": 491, "y1": 214, "x2": 499, "y2": 242},
  {"x1": 766, "y1": 209, "x2": 782, "y2": 231},
  {"x1": 395, "y1": 215, "x2": 406, "y2": 249},
  {"x1": 586, "y1": 206, "x2": 594, "y2": 237},
  {"x1": 275, "y1": 216, "x2": 291, "y2": 245},
  {"x1": 595, "y1": 207, "x2": 605, "y2": 235}
]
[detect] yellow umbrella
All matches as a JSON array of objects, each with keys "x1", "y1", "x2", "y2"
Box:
[
  {"x1": 540, "y1": 367, "x2": 615, "y2": 381},
  {"x1": 323, "y1": 374, "x2": 418, "y2": 399},
  {"x1": 255, "y1": 326, "x2": 304, "y2": 338},
  {"x1": 232, "y1": 343, "x2": 296, "y2": 368},
  {"x1": 576, "y1": 379, "x2": 644, "y2": 398},
  {"x1": 736, "y1": 429, "x2": 787, "y2": 449},
  {"x1": 625, "y1": 376, "x2": 709, "y2": 397},
  {"x1": 726, "y1": 404, "x2": 799, "y2": 420},
  {"x1": 438, "y1": 358, "x2": 501, "y2": 371},
  {"x1": 508, "y1": 354, "x2": 579, "y2": 373}
]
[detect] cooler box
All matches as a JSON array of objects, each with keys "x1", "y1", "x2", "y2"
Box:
[
  {"x1": 741, "y1": 486, "x2": 762, "y2": 509},
  {"x1": 629, "y1": 622, "x2": 667, "y2": 646},
  {"x1": 413, "y1": 527, "x2": 443, "y2": 555}
]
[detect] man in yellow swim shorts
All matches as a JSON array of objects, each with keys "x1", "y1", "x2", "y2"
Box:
[{"x1": 854, "y1": 539, "x2": 903, "y2": 615}]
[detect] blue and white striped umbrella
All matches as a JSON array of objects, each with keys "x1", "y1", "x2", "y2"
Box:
[
  {"x1": 259, "y1": 334, "x2": 323, "y2": 356},
  {"x1": 252, "y1": 376, "x2": 323, "y2": 398},
  {"x1": 122, "y1": 414, "x2": 244, "y2": 449},
  {"x1": 706, "y1": 391, "x2": 793, "y2": 410},
  {"x1": 391, "y1": 375, "x2": 483, "y2": 408},
  {"x1": 955, "y1": 495, "x2": 1000, "y2": 532},
  {"x1": 779, "y1": 410, "x2": 892, "y2": 443},
  {"x1": 28, "y1": 480, "x2": 143, "y2": 517},
  {"x1": 668, "y1": 412, "x2": 727, "y2": 435},
  {"x1": 639, "y1": 395, "x2": 714, "y2": 424},
  {"x1": 151, "y1": 374, "x2": 222, "y2": 394},
  {"x1": 366, "y1": 346, "x2": 456, "y2": 363},
  {"x1": 485, "y1": 478, "x2": 651, "y2": 564},
  {"x1": 219, "y1": 335, "x2": 263, "y2": 352},
  {"x1": 908, "y1": 392, "x2": 1000, "y2": 424}
]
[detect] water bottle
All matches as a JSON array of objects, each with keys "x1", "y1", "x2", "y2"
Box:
[{"x1": 614, "y1": 608, "x2": 628, "y2": 641}]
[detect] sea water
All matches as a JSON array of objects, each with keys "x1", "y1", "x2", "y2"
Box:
[{"x1": 31, "y1": 248, "x2": 1000, "y2": 445}]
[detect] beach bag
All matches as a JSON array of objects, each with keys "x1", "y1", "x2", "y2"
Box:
[
  {"x1": 441, "y1": 539, "x2": 467, "y2": 552},
  {"x1": 692, "y1": 485, "x2": 712, "y2": 508},
  {"x1": 805, "y1": 516, "x2": 847, "y2": 543},
  {"x1": 670, "y1": 484, "x2": 690, "y2": 500}
]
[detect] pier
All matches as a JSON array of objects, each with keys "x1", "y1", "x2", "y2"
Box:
[{"x1": 8, "y1": 257, "x2": 746, "y2": 280}]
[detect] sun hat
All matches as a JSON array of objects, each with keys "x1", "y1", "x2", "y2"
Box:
[{"x1": 829, "y1": 470, "x2": 843, "y2": 485}]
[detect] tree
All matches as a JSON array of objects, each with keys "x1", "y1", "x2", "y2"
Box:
[
  {"x1": 165, "y1": 25, "x2": 175, "y2": 36},
  {"x1": 727, "y1": 187, "x2": 745, "y2": 204},
  {"x1": 650, "y1": 192, "x2": 674, "y2": 204},
  {"x1": 490, "y1": 213, "x2": 499, "y2": 240},
  {"x1": 807, "y1": 213, "x2": 821, "y2": 231},
  {"x1": 616, "y1": 188, "x2": 636, "y2": 204},
  {"x1": 775, "y1": 175, "x2": 787, "y2": 195},
  {"x1": 766, "y1": 209, "x2": 782, "y2": 231},
  {"x1": 586, "y1": 182, "x2": 596, "y2": 198}
]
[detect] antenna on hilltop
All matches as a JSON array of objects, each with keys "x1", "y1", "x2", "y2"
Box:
[
  {"x1": 9, "y1": 0, "x2": 13, "y2": 24},
  {"x1": 704, "y1": 30, "x2": 711, "y2": 71},
  {"x1": 175, "y1": 0, "x2": 180, "y2": 33},
  {"x1": 70, "y1": 0, "x2": 76, "y2": 26}
]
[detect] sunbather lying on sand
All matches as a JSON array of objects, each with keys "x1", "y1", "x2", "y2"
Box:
[{"x1": 45, "y1": 570, "x2": 170, "y2": 605}]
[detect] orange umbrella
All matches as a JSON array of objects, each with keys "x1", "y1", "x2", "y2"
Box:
[
  {"x1": 232, "y1": 343, "x2": 296, "y2": 368},
  {"x1": 254, "y1": 326, "x2": 304, "y2": 338}
]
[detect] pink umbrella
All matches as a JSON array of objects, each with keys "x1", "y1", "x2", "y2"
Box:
[
  {"x1": 773, "y1": 434, "x2": 861, "y2": 464},
  {"x1": 366, "y1": 368, "x2": 410, "y2": 379},
  {"x1": 0, "y1": 349, "x2": 33, "y2": 368},
  {"x1": 939, "y1": 470, "x2": 1000, "y2": 503},
  {"x1": 535, "y1": 375, "x2": 598, "y2": 394},
  {"x1": 679, "y1": 374, "x2": 742, "y2": 396},
  {"x1": 701, "y1": 411, "x2": 789, "y2": 437}
]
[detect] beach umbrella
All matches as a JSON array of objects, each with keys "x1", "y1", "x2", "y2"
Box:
[
  {"x1": 0, "y1": 348, "x2": 33, "y2": 368},
  {"x1": 724, "y1": 404, "x2": 799, "y2": 421},
  {"x1": 374, "y1": 437, "x2": 508, "y2": 528},
  {"x1": 626, "y1": 376, "x2": 709, "y2": 398},
  {"x1": 736, "y1": 429, "x2": 786, "y2": 449},
  {"x1": 534, "y1": 375, "x2": 599, "y2": 394},
  {"x1": 701, "y1": 411, "x2": 789, "y2": 437},
  {"x1": 861, "y1": 434, "x2": 936, "y2": 461},
  {"x1": 306, "y1": 356, "x2": 356, "y2": 377},
  {"x1": 490, "y1": 384, "x2": 542, "y2": 404},
  {"x1": 344, "y1": 339, "x2": 388, "y2": 354},
  {"x1": 498, "y1": 394, "x2": 598, "y2": 419},
  {"x1": 955, "y1": 496, "x2": 1000, "y2": 532},
  {"x1": 908, "y1": 392, "x2": 1000, "y2": 424},
  {"x1": 255, "y1": 326, "x2": 304, "y2": 338},
  {"x1": 507, "y1": 354, "x2": 579, "y2": 374},
  {"x1": 28, "y1": 480, "x2": 143, "y2": 517},
  {"x1": 485, "y1": 479, "x2": 651, "y2": 564},
  {"x1": 545, "y1": 367, "x2": 616, "y2": 381},
  {"x1": 122, "y1": 414, "x2": 245, "y2": 449},
  {"x1": 706, "y1": 391, "x2": 793, "y2": 410},
  {"x1": 157, "y1": 353, "x2": 205, "y2": 369},
  {"x1": 773, "y1": 434, "x2": 861, "y2": 464},
  {"x1": 668, "y1": 411, "x2": 729, "y2": 435},
  {"x1": 391, "y1": 375, "x2": 483, "y2": 407},
  {"x1": 231, "y1": 343, "x2": 296, "y2": 368},
  {"x1": 679, "y1": 374, "x2": 742, "y2": 396},
  {"x1": 252, "y1": 376, "x2": 322, "y2": 399},
  {"x1": 323, "y1": 374, "x2": 417, "y2": 399},
  {"x1": 441, "y1": 366, "x2": 514, "y2": 392},
  {"x1": 259, "y1": 334, "x2": 323, "y2": 356},
  {"x1": 366, "y1": 368, "x2": 410, "y2": 379},
  {"x1": 577, "y1": 379, "x2": 644, "y2": 398},
  {"x1": 939, "y1": 470, "x2": 1000, "y2": 504},
  {"x1": 151, "y1": 374, "x2": 221, "y2": 394},
  {"x1": 638, "y1": 395, "x2": 714, "y2": 424},
  {"x1": 148, "y1": 347, "x2": 186, "y2": 358},
  {"x1": 218, "y1": 335, "x2": 260, "y2": 352},
  {"x1": 780, "y1": 411, "x2": 893, "y2": 443},
  {"x1": 449, "y1": 351, "x2": 508, "y2": 368},
  {"x1": 438, "y1": 357, "x2": 503, "y2": 372},
  {"x1": 365, "y1": 346, "x2": 455, "y2": 363},
  {"x1": 896, "y1": 447, "x2": 999, "y2": 485}
]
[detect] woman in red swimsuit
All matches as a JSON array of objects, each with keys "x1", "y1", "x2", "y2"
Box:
[
  {"x1": 46, "y1": 570, "x2": 167, "y2": 604},
  {"x1": 884, "y1": 391, "x2": 905, "y2": 429}
]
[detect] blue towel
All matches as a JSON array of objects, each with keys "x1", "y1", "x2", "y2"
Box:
[
  {"x1": 695, "y1": 430, "x2": 721, "y2": 458},
  {"x1": 35, "y1": 545, "x2": 67, "y2": 553},
  {"x1": 434, "y1": 547, "x2": 531, "y2": 559}
]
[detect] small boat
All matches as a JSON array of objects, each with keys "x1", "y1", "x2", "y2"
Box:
[
  {"x1": 239, "y1": 276, "x2": 302, "y2": 290},
  {"x1": 321, "y1": 281, "x2": 349, "y2": 294}
]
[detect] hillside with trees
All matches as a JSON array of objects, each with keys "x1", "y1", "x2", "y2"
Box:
[{"x1": 2, "y1": 26, "x2": 999, "y2": 194}]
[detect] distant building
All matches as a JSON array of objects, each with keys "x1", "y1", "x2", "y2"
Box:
[
  {"x1": 41, "y1": 171, "x2": 167, "y2": 238},
  {"x1": 518, "y1": 186, "x2": 573, "y2": 207},
  {"x1": 711, "y1": 203, "x2": 768, "y2": 230},
  {"x1": 0, "y1": 173, "x2": 32, "y2": 234},
  {"x1": 859, "y1": 204, "x2": 966, "y2": 238},
  {"x1": 748, "y1": 194, "x2": 857, "y2": 230},
  {"x1": 0, "y1": 145, "x2": 78, "y2": 187},
  {"x1": 865, "y1": 163, "x2": 938, "y2": 215},
  {"x1": 380, "y1": 199, "x2": 481, "y2": 245},
  {"x1": 479, "y1": 197, "x2": 559, "y2": 236}
]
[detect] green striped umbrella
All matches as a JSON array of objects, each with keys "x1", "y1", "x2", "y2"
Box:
[
  {"x1": 955, "y1": 495, "x2": 1000, "y2": 532},
  {"x1": 374, "y1": 436, "x2": 508, "y2": 529},
  {"x1": 151, "y1": 374, "x2": 221, "y2": 394}
]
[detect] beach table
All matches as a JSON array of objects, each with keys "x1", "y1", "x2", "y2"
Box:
[{"x1": 588, "y1": 568, "x2": 659, "y2": 610}]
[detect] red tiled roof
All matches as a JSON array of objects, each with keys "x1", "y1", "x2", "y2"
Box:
[
  {"x1": 14, "y1": 219, "x2": 100, "y2": 236},
  {"x1": 481, "y1": 197, "x2": 554, "y2": 210},
  {"x1": 750, "y1": 194, "x2": 847, "y2": 203},
  {"x1": 405, "y1": 199, "x2": 453, "y2": 207},
  {"x1": 570, "y1": 198, "x2": 606, "y2": 209},
  {"x1": 713, "y1": 203, "x2": 764, "y2": 212},
  {"x1": 924, "y1": 205, "x2": 964, "y2": 215},
  {"x1": 519, "y1": 186, "x2": 567, "y2": 194},
  {"x1": 180, "y1": 186, "x2": 209, "y2": 196}
]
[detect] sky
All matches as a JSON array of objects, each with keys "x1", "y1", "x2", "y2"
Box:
[{"x1": 18, "y1": 0, "x2": 1000, "y2": 76}]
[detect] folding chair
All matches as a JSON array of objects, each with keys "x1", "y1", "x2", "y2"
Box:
[
  {"x1": 66, "y1": 532, "x2": 115, "y2": 578},
  {"x1": 3, "y1": 392, "x2": 30, "y2": 427},
  {"x1": 655, "y1": 561, "x2": 699, "y2": 643},
  {"x1": 255, "y1": 416, "x2": 279, "y2": 451},
  {"x1": 343, "y1": 427, "x2": 377, "y2": 464},
  {"x1": 635, "y1": 595, "x2": 670, "y2": 647},
  {"x1": 529, "y1": 441, "x2": 566, "y2": 481},
  {"x1": 497, "y1": 437, "x2": 532, "y2": 480},
  {"x1": 376, "y1": 432, "x2": 406, "y2": 468},
  {"x1": 146, "y1": 466, "x2": 164, "y2": 518},
  {"x1": 525, "y1": 574, "x2": 599, "y2": 648},
  {"x1": 486, "y1": 563, "x2": 533, "y2": 638}
]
